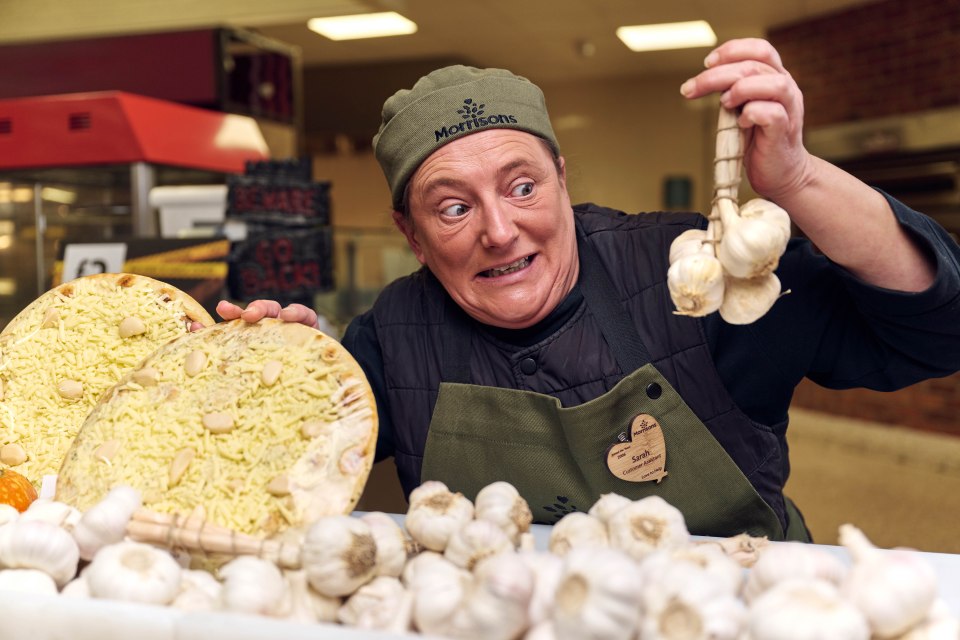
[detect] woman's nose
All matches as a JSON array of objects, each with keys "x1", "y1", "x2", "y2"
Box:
[{"x1": 480, "y1": 203, "x2": 519, "y2": 248}]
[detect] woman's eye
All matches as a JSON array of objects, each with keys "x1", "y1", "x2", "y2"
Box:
[
  {"x1": 511, "y1": 182, "x2": 534, "y2": 197},
  {"x1": 442, "y1": 203, "x2": 469, "y2": 217}
]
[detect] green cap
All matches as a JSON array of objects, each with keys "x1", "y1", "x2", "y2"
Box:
[{"x1": 373, "y1": 65, "x2": 560, "y2": 211}]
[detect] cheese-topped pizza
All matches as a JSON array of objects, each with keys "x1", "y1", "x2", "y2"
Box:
[
  {"x1": 55, "y1": 318, "x2": 377, "y2": 537},
  {"x1": 0, "y1": 274, "x2": 214, "y2": 484}
]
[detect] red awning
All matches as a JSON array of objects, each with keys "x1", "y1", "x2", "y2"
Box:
[{"x1": 0, "y1": 91, "x2": 269, "y2": 173}]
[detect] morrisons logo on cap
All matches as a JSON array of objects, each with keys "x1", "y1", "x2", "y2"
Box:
[{"x1": 434, "y1": 98, "x2": 518, "y2": 142}]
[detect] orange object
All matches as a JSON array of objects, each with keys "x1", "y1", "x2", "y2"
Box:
[{"x1": 0, "y1": 468, "x2": 38, "y2": 512}]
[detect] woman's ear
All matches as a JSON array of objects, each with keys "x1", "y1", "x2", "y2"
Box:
[{"x1": 392, "y1": 210, "x2": 426, "y2": 264}]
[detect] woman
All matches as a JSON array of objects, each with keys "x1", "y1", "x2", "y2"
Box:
[{"x1": 218, "y1": 39, "x2": 960, "y2": 540}]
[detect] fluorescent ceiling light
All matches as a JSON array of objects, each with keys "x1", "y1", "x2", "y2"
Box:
[
  {"x1": 308, "y1": 11, "x2": 417, "y2": 41},
  {"x1": 616, "y1": 20, "x2": 717, "y2": 52}
]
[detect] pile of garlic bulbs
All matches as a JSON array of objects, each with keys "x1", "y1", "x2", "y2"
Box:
[
  {"x1": 1, "y1": 481, "x2": 958, "y2": 640},
  {"x1": 667, "y1": 106, "x2": 793, "y2": 325}
]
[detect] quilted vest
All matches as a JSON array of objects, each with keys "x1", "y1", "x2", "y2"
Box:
[{"x1": 371, "y1": 203, "x2": 790, "y2": 529}]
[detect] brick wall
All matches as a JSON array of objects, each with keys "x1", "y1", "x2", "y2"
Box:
[
  {"x1": 769, "y1": 0, "x2": 960, "y2": 437},
  {"x1": 768, "y1": 0, "x2": 960, "y2": 128}
]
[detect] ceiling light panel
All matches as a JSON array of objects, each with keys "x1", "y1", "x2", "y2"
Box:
[
  {"x1": 616, "y1": 20, "x2": 717, "y2": 52},
  {"x1": 307, "y1": 11, "x2": 417, "y2": 40}
]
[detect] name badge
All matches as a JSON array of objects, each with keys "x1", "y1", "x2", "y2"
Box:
[{"x1": 605, "y1": 413, "x2": 668, "y2": 483}]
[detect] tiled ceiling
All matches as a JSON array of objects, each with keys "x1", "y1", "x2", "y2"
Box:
[{"x1": 0, "y1": 0, "x2": 880, "y2": 81}]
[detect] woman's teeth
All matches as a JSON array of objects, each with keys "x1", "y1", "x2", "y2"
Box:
[{"x1": 483, "y1": 256, "x2": 531, "y2": 277}]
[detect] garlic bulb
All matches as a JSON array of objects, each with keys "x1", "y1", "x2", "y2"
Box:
[
  {"x1": 668, "y1": 229, "x2": 711, "y2": 265},
  {"x1": 302, "y1": 514, "x2": 378, "y2": 597},
  {"x1": 891, "y1": 599, "x2": 960, "y2": 640},
  {"x1": 716, "y1": 199, "x2": 790, "y2": 280},
  {"x1": 839, "y1": 524, "x2": 939, "y2": 638},
  {"x1": 61, "y1": 573, "x2": 90, "y2": 598},
  {"x1": 359, "y1": 511, "x2": 412, "y2": 578},
  {"x1": 548, "y1": 512, "x2": 608, "y2": 556},
  {"x1": 449, "y1": 551, "x2": 534, "y2": 640},
  {"x1": 444, "y1": 518, "x2": 513, "y2": 571},
  {"x1": 404, "y1": 480, "x2": 474, "y2": 552},
  {"x1": 0, "y1": 504, "x2": 18, "y2": 526},
  {"x1": 72, "y1": 485, "x2": 142, "y2": 561},
  {"x1": 338, "y1": 576, "x2": 410, "y2": 631},
  {"x1": 552, "y1": 546, "x2": 643, "y2": 640},
  {"x1": 640, "y1": 544, "x2": 743, "y2": 599},
  {"x1": 607, "y1": 496, "x2": 690, "y2": 561},
  {"x1": 85, "y1": 540, "x2": 182, "y2": 605},
  {"x1": 638, "y1": 557, "x2": 746, "y2": 640},
  {"x1": 742, "y1": 541, "x2": 847, "y2": 602},
  {"x1": 284, "y1": 569, "x2": 341, "y2": 624},
  {"x1": 587, "y1": 492, "x2": 631, "y2": 527},
  {"x1": 739, "y1": 198, "x2": 791, "y2": 241},
  {"x1": 20, "y1": 499, "x2": 82, "y2": 529},
  {"x1": 405, "y1": 551, "x2": 472, "y2": 635},
  {"x1": 518, "y1": 549, "x2": 564, "y2": 626},
  {"x1": 0, "y1": 568, "x2": 59, "y2": 595},
  {"x1": 747, "y1": 578, "x2": 869, "y2": 640},
  {"x1": 718, "y1": 273, "x2": 784, "y2": 325},
  {"x1": 667, "y1": 251, "x2": 725, "y2": 317},
  {"x1": 170, "y1": 568, "x2": 222, "y2": 612},
  {"x1": 474, "y1": 481, "x2": 533, "y2": 546},
  {"x1": 0, "y1": 519, "x2": 79, "y2": 587},
  {"x1": 219, "y1": 555, "x2": 289, "y2": 617}
]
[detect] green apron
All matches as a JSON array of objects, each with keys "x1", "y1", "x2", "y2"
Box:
[{"x1": 420, "y1": 228, "x2": 809, "y2": 541}]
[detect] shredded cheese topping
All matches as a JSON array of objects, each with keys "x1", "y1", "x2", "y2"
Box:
[
  {"x1": 0, "y1": 277, "x2": 194, "y2": 482},
  {"x1": 56, "y1": 320, "x2": 377, "y2": 537}
]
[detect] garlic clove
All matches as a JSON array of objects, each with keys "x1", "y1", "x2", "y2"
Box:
[
  {"x1": 667, "y1": 252, "x2": 725, "y2": 317},
  {"x1": 0, "y1": 519, "x2": 80, "y2": 587},
  {"x1": 219, "y1": 555, "x2": 290, "y2": 617},
  {"x1": 404, "y1": 480, "x2": 474, "y2": 552},
  {"x1": 718, "y1": 273, "x2": 784, "y2": 325}
]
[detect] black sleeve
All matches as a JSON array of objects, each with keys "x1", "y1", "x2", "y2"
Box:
[
  {"x1": 708, "y1": 192, "x2": 960, "y2": 427},
  {"x1": 341, "y1": 311, "x2": 395, "y2": 462}
]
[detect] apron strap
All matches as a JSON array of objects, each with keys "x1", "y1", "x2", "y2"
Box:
[
  {"x1": 438, "y1": 217, "x2": 653, "y2": 383},
  {"x1": 574, "y1": 220, "x2": 652, "y2": 374}
]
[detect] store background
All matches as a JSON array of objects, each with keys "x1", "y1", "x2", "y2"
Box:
[{"x1": 0, "y1": 0, "x2": 959, "y2": 550}]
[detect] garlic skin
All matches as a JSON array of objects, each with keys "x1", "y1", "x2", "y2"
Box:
[
  {"x1": 0, "y1": 504, "x2": 19, "y2": 526},
  {"x1": 640, "y1": 545, "x2": 743, "y2": 599},
  {"x1": 338, "y1": 576, "x2": 410, "y2": 631},
  {"x1": 891, "y1": 599, "x2": 960, "y2": 640},
  {"x1": 61, "y1": 573, "x2": 91, "y2": 598},
  {"x1": 85, "y1": 540, "x2": 182, "y2": 605},
  {"x1": 404, "y1": 480, "x2": 474, "y2": 552},
  {"x1": 669, "y1": 229, "x2": 711, "y2": 265},
  {"x1": 0, "y1": 519, "x2": 80, "y2": 587},
  {"x1": 450, "y1": 551, "x2": 534, "y2": 640},
  {"x1": 667, "y1": 251, "x2": 725, "y2": 317},
  {"x1": 586, "y1": 492, "x2": 631, "y2": 527},
  {"x1": 302, "y1": 515, "x2": 378, "y2": 597},
  {"x1": 20, "y1": 499, "x2": 82, "y2": 529},
  {"x1": 360, "y1": 512, "x2": 411, "y2": 578},
  {"x1": 638, "y1": 560, "x2": 746, "y2": 640},
  {"x1": 284, "y1": 569, "x2": 341, "y2": 624},
  {"x1": 219, "y1": 555, "x2": 290, "y2": 617},
  {"x1": 697, "y1": 533, "x2": 769, "y2": 568},
  {"x1": 170, "y1": 568, "x2": 222, "y2": 612},
  {"x1": 548, "y1": 512, "x2": 609, "y2": 556},
  {"x1": 71, "y1": 485, "x2": 142, "y2": 561},
  {"x1": 607, "y1": 496, "x2": 690, "y2": 562},
  {"x1": 742, "y1": 541, "x2": 847, "y2": 602},
  {"x1": 518, "y1": 550, "x2": 564, "y2": 626},
  {"x1": 718, "y1": 273, "x2": 783, "y2": 325},
  {"x1": 552, "y1": 546, "x2": 643, "y2": 640},
  {"x1": 444, "y1": 518, "x2": 513, "y2": 571},
  {"x1": 747, "y1": 578, "x2": 869, "y2": 640},
  {"x1": 839, "y1": 524, "x2": 939, "y2": 638},
  {"x1": 739, "y1": 198, "x2": 792, "y2": 242},
  {"x1": 405, "y1": 551, "x2": 472, "y2": 635},
  {"x1": 0, "y1": 568, "x2": 59, "y2": 595},
  {"x1": 474, "y1": 481, "x2": 533, "y2": 546}
]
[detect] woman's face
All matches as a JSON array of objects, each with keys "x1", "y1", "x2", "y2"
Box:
[{"x1": 396, "y1": 128, "x2": 579, "y2": 329}]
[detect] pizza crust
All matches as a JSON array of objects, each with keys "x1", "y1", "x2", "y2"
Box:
[
  {"x1": 56, "y1": 318, "x2": 378, "y2": 538},
  {"x1": 0, "y1": 274, "x2": 214, "y2": 483}
]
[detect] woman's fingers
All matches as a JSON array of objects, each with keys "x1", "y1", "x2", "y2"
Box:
[{"x1": 214, "y1": 299, "x2": 318, "y2": 328}]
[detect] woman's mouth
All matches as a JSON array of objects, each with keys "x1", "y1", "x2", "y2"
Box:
[{"x1": 479, "y1": 255, "x2": 534, "y2": 278}]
